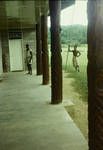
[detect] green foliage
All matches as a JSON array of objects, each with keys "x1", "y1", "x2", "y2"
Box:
[{"x1": 48, "y1": 25, "x2": 87, "y2": 45}]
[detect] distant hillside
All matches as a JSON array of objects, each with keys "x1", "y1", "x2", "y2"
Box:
[{"x1": 48, "y1": 25, "x2": 87, "y2": 45}]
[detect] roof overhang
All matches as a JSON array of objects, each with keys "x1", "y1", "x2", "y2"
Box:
[
  {"x1": 61, "y1": 0, "x2": 75, "y2": 10},
  {"x1": 0, "y1": 0, "x2": 75, "y2": 31}
]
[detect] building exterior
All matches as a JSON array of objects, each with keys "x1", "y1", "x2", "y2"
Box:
[
  {"x1": 1, "y1": 0, "x2": 103, "y2": 150},
  {"x1": 0, "y1": 0, "x2": 75, "y2": 103}
]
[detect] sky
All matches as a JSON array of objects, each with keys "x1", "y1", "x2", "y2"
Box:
[{"x1": 48, "y1": 0, "x2": 88, "y2": 27}]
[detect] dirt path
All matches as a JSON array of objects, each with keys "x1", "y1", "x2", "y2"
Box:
[{"x1": 63, "y1": 71, "x2": 88, "y2": 139}]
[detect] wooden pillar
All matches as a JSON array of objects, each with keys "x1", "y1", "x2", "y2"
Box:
[
  {"x1": 49, "y1": 0, "x2": 62, "y2": 104},
  {"x1": 0, "y1": 33, "x2": 3, "y2": 75},
  {"x1": 1, "y1": 31, "x2": 10, "y2": 72},
  {"x1": 87, "y1": 0, "x2": 103, "y2": 149},
  {"x1": 41, "y1": 15, "x2": 49, "y2": 85},
  {"x1": 36, "y1": 21, "x2": 42, "y2": 75}
]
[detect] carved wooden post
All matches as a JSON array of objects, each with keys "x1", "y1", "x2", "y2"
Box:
[
  {"x1": 88, "y1": 0, "x2": 103, "y2": 149},
  {"x1": 49, "y1": 0, "x2": 62, "y2": 104},
  {"x1": 1, "y1": 31, "x2": 10, "y2": 72},
  {"x1": 41, "y1": 15, "x2": 49, "y2": 85},
  {"x1": 36, "y1": 20, "x2": 42, "y2": 75}
]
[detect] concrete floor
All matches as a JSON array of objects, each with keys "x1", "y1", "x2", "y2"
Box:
[{"x1": 0, "y1": 72, "x2": 88, "y2": 150}]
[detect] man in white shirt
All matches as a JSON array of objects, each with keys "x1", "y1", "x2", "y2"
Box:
[{"x1": 26, "y1": 44, "x2": 33, "y2": 75}]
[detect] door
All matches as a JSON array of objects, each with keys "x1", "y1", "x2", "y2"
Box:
[{"x1": 9, "y1": 39, "x2": 23, "y2": 71}]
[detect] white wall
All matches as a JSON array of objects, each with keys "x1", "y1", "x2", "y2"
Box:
[{"x1": 0, "y1": 35, "x2": 3, "y2": 75}]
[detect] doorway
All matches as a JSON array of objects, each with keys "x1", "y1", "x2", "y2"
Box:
[{"x1": 9, "y1": 39, "x2": 23, "y2": 71}]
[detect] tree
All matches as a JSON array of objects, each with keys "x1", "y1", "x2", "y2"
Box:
[{"x1": 48, "y1": 25, "x2": 87, "y2": 45}]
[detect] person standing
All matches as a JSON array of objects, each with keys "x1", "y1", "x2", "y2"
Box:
[
  {"x1": 69, "y1": 44, "x2": 81, "y2": 72},
  {"x1": 26, "y1": 44, "x2": 33, "y2": 75}
]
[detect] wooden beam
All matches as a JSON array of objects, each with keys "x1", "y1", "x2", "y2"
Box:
[
  {"x1": 36, "y1": 21, "x2": 42, "y2": 75},
  {"x1": 87, "y1": 0, "x2": 103, "y2": 149},
  {"x1": 1, "y1": 31, "x2": 10, "y2": 72},
  {"x1": 49, "y1": 0, "x2": 62, "y2": 104},
  {"x1": 41, "y1": 15, "x2": 49, "y2": 85}
]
